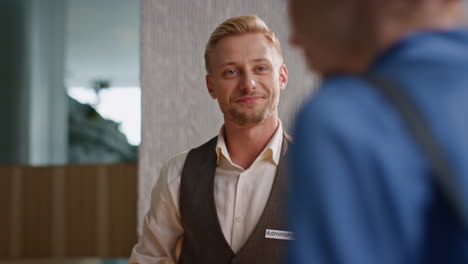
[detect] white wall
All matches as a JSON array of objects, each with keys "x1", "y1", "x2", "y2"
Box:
[{"x1": 139, "y1": 0, "x2": 318, "y2": 231}]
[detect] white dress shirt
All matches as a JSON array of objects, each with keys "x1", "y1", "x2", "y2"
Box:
[{"x1": 129, "y1": 122, "x2": 284, "y2": 264}]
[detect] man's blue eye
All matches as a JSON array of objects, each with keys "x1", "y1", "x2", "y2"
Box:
[
  {"x1": 224, "y1": 69, "x2": 238, "y2": 76},
  {"x1": 257, "y1": 66, "x2": 267, "y2": 71}
]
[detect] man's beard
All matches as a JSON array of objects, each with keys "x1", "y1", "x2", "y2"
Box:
[{"x1": 227, "y1": 99, "x2": 275, "y2": 126}]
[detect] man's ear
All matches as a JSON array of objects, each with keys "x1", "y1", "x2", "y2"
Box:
[
  {"x1": 206, "y1": 74, "x2": 217, "y2": 99},
  {"x1": 279, "y1": 64, "x2": 288, "y2": 90}
]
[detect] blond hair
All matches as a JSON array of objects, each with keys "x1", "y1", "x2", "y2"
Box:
[{"x1": 204, "y1": 15, "x2": 282, "y2": 73}]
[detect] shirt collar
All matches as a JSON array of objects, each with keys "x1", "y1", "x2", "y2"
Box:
[{"x1": 215, "y1": 121, "x2": 284, "y2": 166}]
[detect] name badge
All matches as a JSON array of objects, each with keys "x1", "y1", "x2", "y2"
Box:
[{"x1": 265, "y1": 229, "x2": 295, "y2": 241}]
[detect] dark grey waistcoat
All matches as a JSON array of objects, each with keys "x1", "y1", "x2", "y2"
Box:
[{"x1": 178, "y1": 134, "x2": 291, "y2": 264}]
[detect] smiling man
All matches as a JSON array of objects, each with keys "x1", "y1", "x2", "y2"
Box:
[{"x1": 130, "y1": 15, "x2": 291, "y2": 264}]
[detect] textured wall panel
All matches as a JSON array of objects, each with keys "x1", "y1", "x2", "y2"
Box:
[
  {"x1": 0, "y1": 164, "x2": 137, "y2": 259},
  {"x1": 139, "y1": 0, "x2": 318, "y2": 231}
]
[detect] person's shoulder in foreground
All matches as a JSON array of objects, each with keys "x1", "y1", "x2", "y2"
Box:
[
  {"x1": 287, "y1": 29, "x2": 468, "y2": 263},
  {"x1": 285, "y1": 0, "x2": 468, "y2": 263}
]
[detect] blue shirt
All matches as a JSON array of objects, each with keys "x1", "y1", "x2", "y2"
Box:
[{"x1": 286, "y1": 28, "x2": 468, "y2": 264}]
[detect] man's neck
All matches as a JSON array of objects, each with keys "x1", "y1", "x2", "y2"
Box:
[{"x1": 223, "y1": 115, "x2": 280, "y2": 169}]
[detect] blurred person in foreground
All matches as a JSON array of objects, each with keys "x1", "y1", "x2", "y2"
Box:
[
  {"x1": 286, "y1": 0, "x2": 468, "y2": 263},
  {"x1": 130, "y1": 15, "x2": 292, "y2": 264}
]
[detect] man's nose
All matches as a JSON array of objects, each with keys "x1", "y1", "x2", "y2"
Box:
[{"x1": 239, "y1": 74, "x2": 256, "y2": 93}]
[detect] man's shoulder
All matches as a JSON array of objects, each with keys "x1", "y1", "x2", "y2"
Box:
[
  {"x1": 190, "y1": 136, "x2": 218, "y2": 152},
  {"x1": 162, "y1": 136, "x2": 218, "y2": 183},
  {"x1": 161, "y1": 151, "x2": 190, "y2": 185},
  {"x1": 164, "y1": 136, "x2": 218, "y2": 167}
]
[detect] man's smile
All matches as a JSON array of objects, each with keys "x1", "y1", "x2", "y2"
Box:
[{"x1": 235, "y1": 96, "x2": 265, "y2": 104}]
